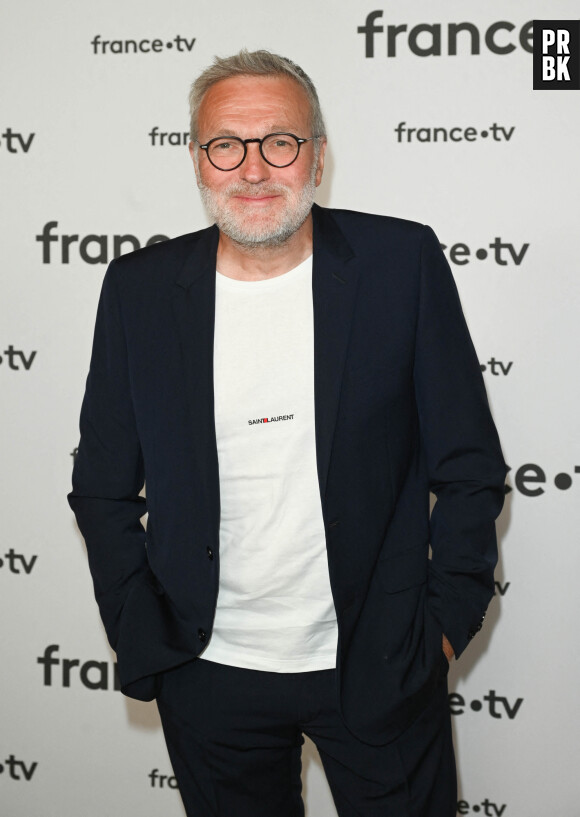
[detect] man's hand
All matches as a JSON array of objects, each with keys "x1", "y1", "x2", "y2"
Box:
[{"x1": 442, "y1": 634, "x2": 455, "y2": 662}]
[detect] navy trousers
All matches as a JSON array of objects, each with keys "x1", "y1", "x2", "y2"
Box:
[{"x1": 156, "y1": 657, "x2": 456, "y2": 817}]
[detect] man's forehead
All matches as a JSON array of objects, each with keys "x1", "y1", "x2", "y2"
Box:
[{"x1": 199, "y1": 75, "x2": 311, "y2": 134}]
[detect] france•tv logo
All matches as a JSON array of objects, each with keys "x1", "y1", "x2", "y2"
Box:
[{"x1": 533, "y1": 20, "x2": 580, "y2": 89}]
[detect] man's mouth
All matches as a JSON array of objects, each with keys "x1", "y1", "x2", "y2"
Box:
[{"x1": 233, "y1": 194, "x2": 280, "y2": 203}]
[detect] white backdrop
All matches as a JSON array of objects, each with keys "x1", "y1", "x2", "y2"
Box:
[{"x1": 1, "y1": 1, "x2": 579, "y2": 815}]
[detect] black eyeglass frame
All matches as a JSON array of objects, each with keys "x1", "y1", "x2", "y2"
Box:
[{"x1": 196, "y1": 132, "x2": 320, "y2": 171}]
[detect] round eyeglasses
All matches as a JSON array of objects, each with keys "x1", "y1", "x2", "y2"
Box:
[{"x1": 197, "y1": 132, "x2": 319, "y2": 171}]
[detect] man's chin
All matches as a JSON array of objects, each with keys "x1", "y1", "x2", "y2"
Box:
[
  {"x1": 215, "y1": 209, "x2": 312, "y2": 249},
  {"x1": 218, "y1": 223, "x2": 298, "y2": 249}
]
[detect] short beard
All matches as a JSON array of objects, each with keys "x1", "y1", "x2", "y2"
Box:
[{"x1": 197, "y1": 160, "x2": 318, "y2": 250}]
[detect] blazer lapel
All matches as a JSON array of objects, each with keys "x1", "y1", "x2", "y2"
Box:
[
  {"x1": 171, "y1": 225, "x2": 221, "y2": 526},
  {"x1": 170, "y1": 205, "x2": 360, "y2": 519},
  {"x1": 311, "y1": 204, "x2": 359, "y2": 507}
]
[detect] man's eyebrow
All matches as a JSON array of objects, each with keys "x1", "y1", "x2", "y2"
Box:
[{"x1": 207, "y1": 130, "x2": 239, "y2": 138}]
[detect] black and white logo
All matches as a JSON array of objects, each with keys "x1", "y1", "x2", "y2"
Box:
[
  {"x1": 149, "y1": 127, "x2": 190, "y2": 147},
  {"x1": 480, "y1": 358, "x2": 513, "y2": 377},
  {"x1": 457, "y1": 798, "x2": 507, "y2": 816},
  {"x1": 0, "y1": 346, "x2": 36, "y2": 371},
  {"x1": 506, "y1": 463, "x2": 580, "y2": 496},
  {"x1": 493, "y1": 581, "x2": 510, "y2": 598},
  {"x1": 0, "y1": 755, "x2": 37, "y2": 782},
  {"x1": 149, "y1": 769, "x2": 179, "y2": 789},
  {"x1": 91, "y1": 35, "x2": 195, "y2": 55},
  {"x1": 449, "y1": 689, "x2": 523, "y2": 719},
  {"x1": 0, "y1": 129, "x2": 35, "y2": 154},
  {"x1": 36, "y1": 222, "x2": 169, "y2": 264},
  {"x1": 0, "y1": 550, "x2": 37, "y2": 574},
  {"x1": 357, "y1": 14, "x2": 533, "y2": 58},
  {"x1": 441, "y1": 238, "x2": 529, "y2": 267},
  {"x1": 394, "y1": 123, "x2": 515, "y2": 144},
  {"x1": 37, "y1": 645, "x2": 120, "y2": 691},
  {"x1": 533, "y1": 20, "x2": 580, "y2": 89}
]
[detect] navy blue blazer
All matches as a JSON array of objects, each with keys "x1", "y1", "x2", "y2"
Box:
[{"x1": 68, "y1": 203, "x2": 506, "y2": 745}]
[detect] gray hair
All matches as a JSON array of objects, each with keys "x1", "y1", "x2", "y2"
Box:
[{"x1": 188, "y1": 48, "x2": 326, "y2": 143}]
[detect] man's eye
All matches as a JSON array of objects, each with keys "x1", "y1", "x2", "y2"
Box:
[
  {"x1": 273, "y1": 139, "x2": 290, "y2": 148},
  {"x1": 214, "y1": 141, "x2": 233, "y2": 151}
]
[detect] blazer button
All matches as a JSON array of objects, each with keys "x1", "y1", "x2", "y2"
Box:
[
  {"x1": 207, "y1": 547, "x2": 213, "y2": 560},
  {"x1": 198, "y1": 628, "x2": 207, "y2": 643}
]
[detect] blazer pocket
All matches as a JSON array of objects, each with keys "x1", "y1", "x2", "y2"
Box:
[{"x1": 377, "y1": 544, "x2": 428, "y2": 593}]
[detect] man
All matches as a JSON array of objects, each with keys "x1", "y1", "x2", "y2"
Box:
[{"x1": 68, "y1": 49, "x2": 506, "y2": 817}]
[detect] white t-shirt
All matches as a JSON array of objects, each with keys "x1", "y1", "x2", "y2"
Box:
[{"x1": 198, "y1": 255, "x2": 338, "y2": 672}]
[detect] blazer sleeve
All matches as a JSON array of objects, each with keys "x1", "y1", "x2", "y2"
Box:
[
  {"x1": 413, "y1": 224, "x2": 508, "y2": 659},
  {"x1": 68, "y1": 260, "x2": 149, "y2": 651}
]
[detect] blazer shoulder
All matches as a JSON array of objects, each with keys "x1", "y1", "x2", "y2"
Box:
[
  {"x1": 316, "y1": 205, "x2": 438, "y2": 256},
  {"x1": 112, "y1": 224, "x2": 216, "y2": 267},
  {"x1": 108, "y1": 224, "x2": 216, "y2": 273},
  {"x1": 103, "y1": 223, "x2": 218, "y2": 294},
  {"x1": 316, "y1": 206, "x2": 440, "y2": 268},
  {"x1": 322, "y1": 206, "x2": 426, "y2": 238}
]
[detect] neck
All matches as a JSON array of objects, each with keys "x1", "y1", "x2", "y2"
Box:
[{"x1": 216, "y1": 213, "x2": 313, "y2": 281}]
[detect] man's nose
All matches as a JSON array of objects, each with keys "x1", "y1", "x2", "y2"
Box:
[{"x1": 239, "y1": 142, "x2": 271, "y2": 182}]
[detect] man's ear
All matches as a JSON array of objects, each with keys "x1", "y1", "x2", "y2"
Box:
[
  {"x1": 314, "y1": 138, "x2": 327, "y2": 187},
  {"x1": 189, "y1": 141, "x2": 201, "y2": 186}
]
